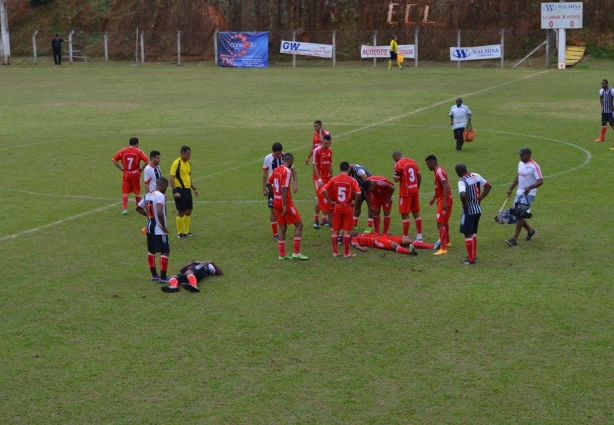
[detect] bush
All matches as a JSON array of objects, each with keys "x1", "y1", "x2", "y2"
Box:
[{"x1": 28, "y1": 0, "x2": 51, "y2": 5}]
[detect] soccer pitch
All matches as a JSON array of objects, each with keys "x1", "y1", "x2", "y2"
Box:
[{"x1": 1, "y1": 61, "x2": 613, "y2": 424}]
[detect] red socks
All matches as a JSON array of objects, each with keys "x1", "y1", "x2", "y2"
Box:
[
  {"x1": 383, "y1": 216, "x2": 391, "y2": 234},
  {"x1": 188, "y1": 274, "x2": 198, "y2": 288},
  {"x1": 293, "y1": 237, "x2": 301, "y2": 255},
  {"x1": 402, "y1": 219, "x2": 410, "y2": 237},
  {"x1": 465, "y1": 236, "x2": 477, "y2": 262},
  {"x1": 278, "y1": 240, "x2": 286, "y2": 257},
  {"x1": 373, "y1": 216, "x2": 380, "y2": 234},
  {"x1": 271, "y1": 222, "x2": 278, "y2": 236},
  {"x1": 413, "y1": 241, "x2": 434, "y2": 250},
  {"x1": 343, "y1": 234, "x2": 351, "y2": 256},
  {"x1": 332, "y1": 235, "x2": 339, "y2": 255},
  {"x1": 395, "y1": 246, "x2": 410, "y2": 255},
  {"x1": 122, "y1": 194, "x2": 129, "y2": 209},
  {"x1": 415, "y1": 217, "x2": 423, "y2": 234}
]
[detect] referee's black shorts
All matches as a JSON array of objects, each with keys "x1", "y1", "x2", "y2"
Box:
[
  {"x1": 173, "y1": 188, "x2": 193, "y2": 211},
  {"x1": 390, "y1": 51, "x2": 398, "y2": 60}
]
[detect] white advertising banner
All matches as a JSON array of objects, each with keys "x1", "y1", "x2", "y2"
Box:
[
  {"x1": 360, "y1": 44, "x2": 415, "y2": 59},
  {"x1": 280, "y1": 40, "x2": 333, "y2": 58},
  {"x1": 450, "y1": 44, "x2": 501, "y2": 61},
  {"x1": 541, "y1": 2, "x2": 583, "y2": 29}
]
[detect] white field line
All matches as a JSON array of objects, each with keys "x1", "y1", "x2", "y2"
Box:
[
  {"x1": 2, "y1": 70, "x2": 552, "y2": 241},
  {"x1": 0, "y1": 203, "x2": 121, "y2": 242}
]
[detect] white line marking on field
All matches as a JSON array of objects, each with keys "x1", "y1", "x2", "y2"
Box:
[
  {"x1": 0, "y1": 187, "x2": 113, "y2": 200},
  {"x1": 0, "y1": 203, "x2": 120, "y2": 242}
]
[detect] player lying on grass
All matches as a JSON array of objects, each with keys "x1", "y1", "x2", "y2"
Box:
[
  {"x1": 161, "y1": 260, "x2": 223, "y2": 293},
  {"x1": 349, "y1": 231, "x2": 434, "y2": 256}
]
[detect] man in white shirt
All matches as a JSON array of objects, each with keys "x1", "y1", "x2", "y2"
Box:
[
  {"x1": 143, "y1": 150, "x2": 162, "y2": 193},
  {"x1": 449, "y1": 98, "x2": 472, "y2": 151},
  {"x1": 505, "y1": 147, "x2": 543, "y2": 246}
]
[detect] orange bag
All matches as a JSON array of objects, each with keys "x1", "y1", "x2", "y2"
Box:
[{"x1": 463, "y1": 121, "x2": 475, "y2": 142}]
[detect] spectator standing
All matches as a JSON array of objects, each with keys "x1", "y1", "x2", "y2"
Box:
[
  {"x1": 449, "y1": 98, "x2": 472, "y2": 151},
  {"x1": 51, "y1": 34, "x2": 64, "y2": 65}
]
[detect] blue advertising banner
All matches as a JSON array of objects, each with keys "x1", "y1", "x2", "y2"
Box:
[{"x1": 217, "y1": 32, "x2": 269, "y2": 68}]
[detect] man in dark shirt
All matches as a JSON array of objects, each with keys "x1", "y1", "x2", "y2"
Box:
[{"x1": 51, "y1": 34, "x2": 64, "y2": 65}]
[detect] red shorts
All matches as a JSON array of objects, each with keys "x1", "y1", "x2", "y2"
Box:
[
  {"x1": 318, "y1": 192, "x2": 333, "y2": 213},
  {"x1": 373, "y1": 235, "x2": 403, "y2": 250},
  {"x1": 274, "y1": 205, "x2": 302, "y2": 226},
  {"x1": 436, "y1": 198, "x2": 453, "y2": 224},
  {"x1": 371, "y1": 194, "x2": 392, "y2": 213},
  {"x1": 122, "y1": 175, "x2": 141, "y2": 194},
  {"x1": 398, "y1": 195, "x2": 420, "y2": 215},
  {"x1": 332, "y1": 206, "x2": 354, "y2": 232}
]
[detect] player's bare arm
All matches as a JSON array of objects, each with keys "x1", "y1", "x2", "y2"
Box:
[
  {"x1": 312, "y1": 163, "x2": 322, "y2": 184},
  {"x1": 281, "y1": 186, "x2": 289, "y2": 216},
  {"x1": 112, "y1": 159, "x2": 124, "y2": 171},
  {"x1": 507, "y1": 175, "x2": 519, "y2": 197},
  {"x1": 321, "y1": 188, "x2": 334, "y2": 206},
  {"x1": 262, "y1": 170, "x2": 269, "y2": 196},
  {"x1": 135, "y1": 206, "x2": 147, "y2": 216},
  {"x1": 157, "y1": 203, "x2": 168, "y2": 234},
  {"x1": 417, "y1": 172, "x2": 422, "y2": 190},
  {"x1": 191, "y1": 184, "x2": 199, "y2": 197},
  {"x1": 442, "y1": 180, "x2": 450, "y2": 211},
  {"x1": 478, "y1": 183, "x2": 492, "y2": 203},
  {"x1": 460, "y1": 191, "x2": 467, "y2": 209}
]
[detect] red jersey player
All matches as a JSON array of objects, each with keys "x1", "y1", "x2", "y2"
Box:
[
  {"x1": 425, "y1": 155, "x2": 453, "y2": 255},
  {"x1": 266, "y1": 153, "x2": 309, "y2": 261},
  {"x1": 363, "y1": 176, "x2": 395, "y2": 235},
  {"x1": 312, "y1": 135, "x2": 333, "y2": 226},
  {"x1": 392, "y1": 150, "x2": 423, "y2": 240},
  {"x1": 350, "y1": 231, "x2": 434, "y2": 255},
  {"x1": 112, "y1": 137, "x2": 149, "y2": 215},
  {"x1": 304, "y1": 120, "x2": 330, "y2": 229},
  {"x1": 321, "y1": 161, "x2": 361, "y2": 258}
]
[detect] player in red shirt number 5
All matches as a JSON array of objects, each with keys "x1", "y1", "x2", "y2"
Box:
[{"x1": 321, "y1": 161, "x2": 362, "y2": 258}]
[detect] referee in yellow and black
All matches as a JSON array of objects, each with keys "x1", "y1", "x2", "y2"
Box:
[
  {"x1": 388, "y1": 35, "x2": 403, "y2": 70},
  {"x1": 169, "y1": 145, "x2": 199, "y2": 239}
]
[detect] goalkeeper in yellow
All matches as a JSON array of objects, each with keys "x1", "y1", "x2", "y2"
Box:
[{"x1": 388, "y1": 35, "x2": 403, "y2": 70}]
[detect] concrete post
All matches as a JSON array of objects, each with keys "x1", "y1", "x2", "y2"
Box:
[{"x1": 32, "y1": 30, "x2": 38, "y2": 65}]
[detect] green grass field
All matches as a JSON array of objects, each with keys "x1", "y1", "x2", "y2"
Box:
[{"x1": 1, "y1": 59, "x2": 614, "y2": 424}]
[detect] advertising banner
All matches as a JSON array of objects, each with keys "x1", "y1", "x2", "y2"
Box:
[
  {"x1": 280, "y1": 41, "x2": 333, "y2": 59},
  {"x1": 541, "y1": 2, "x2": 583, "y2": 29},
  {"x1": 360, "y1": 44, "x2": 415, "y2": 59},
  {"x1": 218, "y1": 32, "x2": 268, "y2": 68},
  {"x1": 450, "y1": 44, "x2": 501, "y2": 61}
]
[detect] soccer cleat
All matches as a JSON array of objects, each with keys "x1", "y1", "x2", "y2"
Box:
[
  {"x1": 181, "y1": 283, "x2": 200, "y2": 293},
  {"x1": 313, "y1": 221, "x2": 320, "y2": 230},
  {"x1": 344, "y1": 253, "x2": 356, "y2": 258},
  {"x1": 177, "y1": 233, "x2": 186, "y2": 239},
  {"x1": 363, "y1": 227, "x2": 374, "y2": 233},
  {"x1": 416, "y1": 237, "x2": 423, "y2": 242},
  {"x1": 159, "y1": 277, "x2": 170, "y2": 284},
  {"x1": 332, "y1": 253, "x2": 340, "y2": 257},
  {"x1": 466, "y1": 256, "x2": 479, "y2": 262},
  {"x1": 278, "y1": 256, "x2": 293, "y2": 260},
  {"x1": 594, "y1": 138, "x2": 605, "y2": 142},
  {"x1": 185, "y1": 232, "x2": 195, "y2": 237},
  {"x1": 446, "y1": 242, "x2": 453, "y2": 247},
  {"x1": 433, "y1": 249, "x2": 448, "y2": 256},
  {"x1": 161, "y1": 286, "x2": 180, "y2": 293},
  {"x1": 460, "y1": 260, "x2": 476, "y2": 265},
  {"x1": 409, "y1": 244, "x2": 418, "y2": 256},
  {"x1": 526, "y1": 229, "x2": 536, "y2": 241},
  {"x1": 151, "y1": 276, "x2": 160, "y2": 282},
  {"x1": 291, "y1": 253, "x2": 309, "y2": 260},
  {"x1": 433, "y1": 240, "x2": 441, "y2": 250},
  {"x1": 121, "y1": 210, "x2": 128, "y2": 215},
  {"x1": 322, "y1": 221, "x2": 330, "y2": 227},
  {"x1": 273, "y1": 234, "x2": 278, "y2": 241},
  {"x1": 505, "y1": 238, "x2": 518, "y2": 246},
  {"x1": 610, "y1": 147, "x2": 614, "y2": 151}
]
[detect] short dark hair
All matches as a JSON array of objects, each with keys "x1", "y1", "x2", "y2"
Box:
[
  {"x1": 340, "y1": 161, "x2": 350, "y2": 171},
  {"x1": 156, "y1": 176, "x2": 169, "y2": 187},
  {"x1": 283, "y1": 152, "x2": 294, "y2": 162},
  {"x1": 150, "y1": 150, "x2": 160, "y2": 158},
  {"x1": 425, "y1": 155, "x2": 437, "y2": 162},
  {"x1": 323, "y1": 134, "x2": 331, "y2": 141},
  {"x1": 129, "y1": 137, "x2": 139, "y2": 146},
  {"x1": 314, "y1": 120, "x2": 322, "y2": 125},
  {"x1": 180, "y1": 146, "x2": 191, "y2": 154},
  {"x1": 603, "y1": 79, "x2": 609, "y2": 84},
  {"x1": 55, "y1": 34, "x2": 59, "y2": 37},
  {"x1": 272, "y1": 142, "x2": 283, "y2": 152}
]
